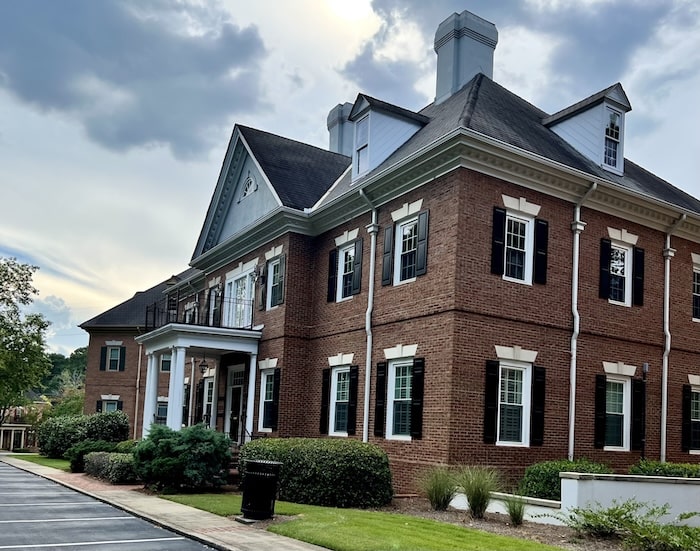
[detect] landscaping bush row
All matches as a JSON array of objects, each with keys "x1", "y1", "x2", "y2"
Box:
[
  {"x1": 37, "y1": 411, "x2": 129, "y2": 458},
  {"x1": 629, "y1": 459, "x2": 700, "y2": 478},
  {"x1": 85, "y1": 452, "x2": 140, "y2": 484},
  {"x1": 240, "y1": 437, "x2": 393, "y2": 508},
  {"x1": 520, "y1": 458, "x2": 613, "y2": 501}
]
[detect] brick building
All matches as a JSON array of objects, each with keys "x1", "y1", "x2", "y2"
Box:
[{"x1": 81, "y1": 10, "x2": 700, "y2": 491}]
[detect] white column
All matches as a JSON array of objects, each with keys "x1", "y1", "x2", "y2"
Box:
[
  {"x1": 142, "y1": 354, "x2": 159, "y2": 438},
  {"x1": 166, "y1": 346, "x2": 186, "y2": 430},
  {"x1": 210, "y1": 359, "x2": 219, "y2": 429},
  {"x1": 20, "y1": 429, "x2": 25, "y2": 449},
  {"x1": 245, "y1": 353, "x2": 257, "y2": 443}
]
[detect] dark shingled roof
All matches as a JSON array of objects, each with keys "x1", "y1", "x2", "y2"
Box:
[
  {"x1": 324, "y1": 74, "x2": 700, "y2": 215},
  {"x1": 80, "y1": 268, "x2": 199, "y2": 329},
  {"x1": 349, "y1": 93, "x2": 431, "y2": 124},
  {"x1": 238, "y1": 125, "x2": 350, "y2": 211}
]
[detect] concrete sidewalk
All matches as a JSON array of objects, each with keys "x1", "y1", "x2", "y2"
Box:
[{"x1": 0, "y1": 454, "x2": 325, "y2": 551}]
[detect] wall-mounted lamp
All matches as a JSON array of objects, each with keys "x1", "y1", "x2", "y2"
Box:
[{"x1": 199, "y1": 353, "x2": 209, "y2": 374}]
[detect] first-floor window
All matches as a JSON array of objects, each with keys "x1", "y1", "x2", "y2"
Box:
[
  {"x1": 375, "y1": 358, "x2": 425, "y2": 440},
  {"x1": 498, "y1": 363, "x2": 531, "y2": 445},
  {"x1": 605, "y1": 379, "x2": 627, "y2": 448},
  {"x1": 155, "y1": 402, "x2": 168, "y2": 424},
  {"x1": 104, "y1": 401, "x2": 119, "y2": 413},
  {"x1": 202, "y1": 378, "x2": 214, "y2": 425},
  {"x1": 691, "y1": 390, "x2": 700, "y2": 450},
  {"x1": 388, "y1": 360, "x2": 413, "y2": 439},
  {"x1": 330, "y1": 367, "x2": 350, "y2": 435},
  {"x1": 595, "y1": 374, "x2": 639, "y2": 452},
  {"x1": 682, "y1": 385, "x2": 700, "y2": 452},
  {"x1": 160, "y1": 354, "x2": 171, "y2": 373},
  {"x1": 693, "y1": 271, "x2": 700, "y2": 320},
  {"x1": 258, "y1": 369, "x2": 279, "y2": 432}
]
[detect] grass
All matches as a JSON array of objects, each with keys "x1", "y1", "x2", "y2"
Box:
[
  {"x1": 8, "y1": 454, "x2": 71, "y2": 471},
  {"x1": 165, "y1": 493, "x2": 564, "y2": 551}
]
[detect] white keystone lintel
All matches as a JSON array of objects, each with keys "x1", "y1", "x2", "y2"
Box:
[
  {"x1": 226, "y1": 258, "x2": 259, "y2": 279},
  {"x1": 335, "y1": 229, "x2": 360, "y2": 247},
  {"x1": 328, "y1": 353, "x2": 354, "y2": 367},
  {"x1": 603, "y1": 361, "x2": 637, "y2": 377},
  {"x1": 688, "y1": 374, "x2": 700, "y2": 386},
  {"x1": 100, "y1": 394, "x2": 121, "y2": 401},
  {"x1": 692, "y1": 253, "x2": 700, "y2": 267},
  {"x1": 501, "y1": 195, "x2": 541, "y2": 217},
  {"x1": 265, "y1": 245, "x2": 284, "y2": 261},
  {"x1": 391, "y1": 200, "x2": 423, "y2": 222},
  {"x1": 208, "y1": 276, "x2": 221, "y2": 288},
  {"x1": 105, "y1": 340, "x2": 123, "y2": 346},
  {"x1": 494, "y1": 345, "x2": 538, "y2": 363},
  {"x1": 258, "y1": 357, "x2": 278, "y2": 370},
  {"x1": 384, "y1": 344, "x2": 418, "y2": 360},
  {"x1": 607, "y1": 227, "x2": 638, "y2": 246}
]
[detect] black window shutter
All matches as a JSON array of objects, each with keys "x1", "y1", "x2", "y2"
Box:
[
  {"x1": 530, "y1": 366, "x2": 546, "y2": 446},
  {"x1": 632, "y1": 247, "x2": 645, "y2": 306},
  {"x1": 351, "y1": 239, "x2": 363, "y2": 295},
  {"x1": 381, "y1": 226, "x2": 394, "y2": 286},
  {"x1": 320, "y1": 368, "x2": 330, "y2": 434},
  {"x1": 594, "y1": 374, "x2": 607, "y2": 448},
  {"x1": 99, "y1": 347, "x2": 107, "y2": 371},
  {"x1": 533, "y1": 219, "x2": 549, "y2": 285},
  {"x1": 599, "y1": 239, "x2": 612, "y2": 299},
  {"x1": 270, "y1": 368, "x2": 281, "y2": 431},
  {"x1": 374, "y1": 362, "x2": 387, "y2": 436},
  {"x1": 118, "y1": 347, "x2": 126, "y2": 371},
  {"x1": 491, "y1": 207, "x2": 506, "y2": 275},
  {"x1": 415, "y1": 211, "x2": 429, "y2": 277},
  {"x1": 410, "y1": 358, "x2": 425, "y2": 439},
  {"x1": 116, "y1": 401, "x2": 124, "y2": 411},
  {"x1": 631, "y1": 378, "x2": 646, "y2": 451},
  {"x1": 276, "y1": 254, "x2": 286, "y2": 306},
  {"x1": 327, "y1": 249, "x2": 338, "y2": 302},
  {"x1": 213, "y1": 287, "x2": 223, "y2": 327},
  {"x1": 96, "y1": 401, "x2": 103, "y2": 413},
  {"x1": 347, "y1": 365, "x2": 359, "y2": 435},
  {"x1": 258, "y1": 265, "x2": 267, "y2": 311},
  {"x1": 483, "y1": 360, "x2": 499, "y2": 444},
  {"x1": 682, "y1": 384, "x2": 692, "y2": 452}
]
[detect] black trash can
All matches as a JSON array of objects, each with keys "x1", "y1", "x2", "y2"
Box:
[{"x1": 241, "y1": 459, "x2": 282, "y2": 520}]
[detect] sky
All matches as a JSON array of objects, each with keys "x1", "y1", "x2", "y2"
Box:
[{"x1": 1, "y1": 0, "x2": 699, "y2": 355}]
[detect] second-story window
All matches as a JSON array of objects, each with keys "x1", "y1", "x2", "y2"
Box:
[
  {"x1": 355, "y1": 115, "x2": 369, "y2": 175},
  {"x1": 382, "y1": 211, "x2": 429, "y2": 287},
  {"x1": 693, "y1": 270, "x2": 700, "y2": 320},
  {"x1": 327, "y1": 240, "x2": 363, "y2": 302},
  {"x1": 599, "y1": 239, "x2": 644, "y2": 307},
  {"x1": 160, "y1": 354, "x2": 171, "y2": 373},
  {"x1": 100, "y1": 345, "x2": 125, "y2": 372},
  {"x1": 491, "y1": 207, "x2": 548, "y2": 285},
  {"x1": 266, "y1": 257, "x2": 285, "y2": 309},
  {"x1": 604, "y1": 108, "x2": 621, "y2": 168}
]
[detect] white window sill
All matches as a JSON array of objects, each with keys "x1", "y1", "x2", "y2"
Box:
[
  {"x1": 692, "y1": 318, "x2": 700, "y2": 323},
  {"x1": 689, "y1": 449, "x2": 700, "y2": 455},
  {"x1": 496, "y1": 441, "x2": 529, "y2": 447},
  {"x1": 257, "y1": 427, "x2": 272, "y2": 433},
  {"x1": 603, "y1": 445, "x2": 629, "y2": 452},
  {"x1": 503, "y1": 275, "x2": 532, "y2": 286},
  {"x1": 329, "y1": 432, "x2": 348, "y2": 438},
  {"x1": 608, "y1": 299, "x2": 631, "y2": 308},
  {"x1": 386, "y1": 434, "x2": 412, "y2": 442},
  {"x1": 336, "y1": 295, "x2": 353, "y2": 303},
  {"x1": 393, "y1": 277, "x2": 416, "y2": 287}
]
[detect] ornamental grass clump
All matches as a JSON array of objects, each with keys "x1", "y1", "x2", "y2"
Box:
[
  {"x1": 419, "y1": 466, "x2": 457, "y2": 511},
  {"x1": 503, "y1": 492, "x2": 526, "y2": 526},
  {"x1": 457, "y1": 466, "x2": 500, "y2": 519}
]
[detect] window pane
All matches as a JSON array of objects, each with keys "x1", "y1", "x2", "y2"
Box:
[
  {"x1": 264, "y1": 374, "x2": 274, "y2": 401},
  {"x1": 604, "y1": 138, "x2": 618, "y2": 166},
  {"x1": 394, "y1": 364, "x2": 412, "y2": 400},
  {"x1": 104, "y1": 401, "x2": 118, "y2": 413},
  {"x1": 357, "y1": 145, "x2": 369, "y2": 174},
  {"x1": 606, "y1": 381, "x2": 624, "y2": 414},
  {"x1": 108, "y1": 348, "x2": 120, "y2": 370},
  {"x1": 693, "y1": 272, "x2": 700, "y2": 319},
  {"x1": 500, "y1": 368, "x2": 523, "y2": 405},
  {"x1": 399, "y1": 221, "x2": 418, "y2": 281},
  {"x1": 605, "y1": 413, "x2": 623, "y2": 447},
  {"x1": 605, "y1": 381, "x2": 624, "y2": 447},
  {"x1": 692, "y1": 392, "x2": 700, "y2": 421},
  {"x1": 262, "y1": 401, "x2": 274, "y2": 428},
  {"x1": 356, "y1": 117, "x2": 368, "y2": 146},
  {"x1": 609, "y1": 247, "x2": 626, "y2": 301},
  {"x1": 505, "y1": 217, "x2": 527, "y2": 280},
  {"x1": 499, "y1": 404, "x2": 523, "y2": 442},
  {"x1": 341, "y1": 248, "x2": 354, "y2": 298},
  {"x1": 334, "y1": 403, "x2": 348, "y2": 433},
  {"x1": 393, "y1": 401, "x2": 410, "y2": 435},
  {"x1": 336, "y1": 371, "x2": 349, "y2": 401}
]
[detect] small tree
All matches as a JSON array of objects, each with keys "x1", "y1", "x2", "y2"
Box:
[{"x1": 0, "y1": 258, "x2": 51, "y2": 426}]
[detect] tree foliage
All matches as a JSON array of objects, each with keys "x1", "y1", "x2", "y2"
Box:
[{"x1": 0, "y1": 257, "x2": 51, "y2": 426}]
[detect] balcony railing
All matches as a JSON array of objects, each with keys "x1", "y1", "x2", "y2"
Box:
[{"x1": 145, "y1": 296, "x2": 255, "y2": 332}]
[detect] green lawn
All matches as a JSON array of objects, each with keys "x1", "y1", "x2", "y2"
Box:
[
  {"x1": 164, "y1": 494, "x2": 564, "y2": 551},
  {"x1": 8, "y1": 454, "x2": 71, "y2": 472}
]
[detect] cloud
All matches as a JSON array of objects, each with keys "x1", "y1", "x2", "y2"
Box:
[{"x1": 0, "y1": 0, "x2": 267, "y2": 159}]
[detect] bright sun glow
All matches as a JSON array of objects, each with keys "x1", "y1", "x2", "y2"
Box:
[{"x1": 326, "y1": 0, "x2": 374, "y2": 21}]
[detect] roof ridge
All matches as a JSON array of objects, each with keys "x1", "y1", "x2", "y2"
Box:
[
  {"x1": 459, "y1": 73, "x2": 484, "y2": 127},
  {"x1": 238, "y1": 125, "x2": 350, "y2": 160}
]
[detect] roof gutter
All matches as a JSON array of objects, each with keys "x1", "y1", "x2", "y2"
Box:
[
  {"x1": 359, "y1": 189, "x2": 379, "y2": 443},
  {"x1": 661, "y1": 213, "x2": 686, "y2": 462},
  {"x1": 569, "y1": 182, "x2": 597, "y2": 460}
]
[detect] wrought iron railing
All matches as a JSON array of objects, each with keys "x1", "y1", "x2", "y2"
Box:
[{"x1": 145, "y1": 296, "x2": 255, "y2": 332}]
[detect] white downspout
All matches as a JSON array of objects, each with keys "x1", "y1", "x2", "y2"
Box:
[
  {"x1": 568, "y1": 182, "x2": 597, "y2": 460},
  {"x1": 661, "y1": 214, "x2": 685, "y2": 462},
  {"x1": 134, "y1": 343, "x2": 143, "y2": 440},
  {"x1": 360, "y1": 189, "x2": 378, "y2": 443}
]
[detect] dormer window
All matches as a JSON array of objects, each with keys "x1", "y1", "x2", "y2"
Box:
[
  {"x1": 604, "y1": 108, "x2": 621, "y2": 168},
  {"x1": 355, "y1": 115, "x2": 369, "y2": 175}
]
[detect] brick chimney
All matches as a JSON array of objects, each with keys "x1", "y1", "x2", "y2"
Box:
[{"x1": 434, "y1": 10, "x2": 498, "y2": 104}]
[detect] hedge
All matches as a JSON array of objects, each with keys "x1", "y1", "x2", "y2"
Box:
[
  {"x1": 65, "y1": 440, "x2": 118, "y2": 473},
  {"x1": 85, "y1": 452, "x2": 140, "y2": 484},
  {"x1": 38, "y1": 411, "x2": 129, "y2": 459},
  {"x1": 520, "y1": 458, "x2": 612, "y2": 500},
  {"x1": 630, "y1": 459, "x2": 700, "y2": 478},
  {"x1": 132, "y1": 424, "x2": 231, "y2": 491},
  {"x1": 239, "y1": 437, "x2": 393, "y2": 508}
]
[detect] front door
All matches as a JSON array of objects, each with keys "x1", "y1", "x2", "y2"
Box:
[
  {"x1": 224, "y1": 366, "x2": 245, "y2": 444},
  {"x1": 229, "y1": 387, "x2": 243, "y2": 444}
]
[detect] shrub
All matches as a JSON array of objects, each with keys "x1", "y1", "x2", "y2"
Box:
[
  {"x1": 520, "y1": 458, "x2": 612, "y2": 500},
  {"x1": 419, "y1": 466, "x2": 456, "y2": 511},
  {"x1": 240, "y1": 437, "x2": 393, "y2": 508},
  {"x1": 85, "y1": 452, "x2": 140, "y2": 484},
  {"x1": 65, "y1": 440, "x2": 117, "y2": 473},
  {"x1": 503, "y1": 493, "x2": 526, "y2": 526},
  {"x1": 132, "y1": 424, "x2": 231, "y2": 491},
  {"x1": 114, "y1": 440, "x2": 139, "y2": 454},
  {"x1": 85, "y1": 411, "x2": 129, "y2": 442},
  {"x1": 456, "y1": 466, "x2": 500, "y2": 519},
  {"x1": 37, "y1": 415, "x2": 87, "y2": 458},
  {"x1": 630, "y1": 459, "x2": 700, "y2": 478}
]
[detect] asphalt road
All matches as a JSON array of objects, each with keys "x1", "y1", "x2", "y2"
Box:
[{"x1": 0, "y1": 462, "x2": 215, "y2": 550}]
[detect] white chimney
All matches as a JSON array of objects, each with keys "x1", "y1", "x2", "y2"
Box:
[
  {"x1": 434, "y1": 10, "x2": 498, "y2": 104},
  {"x1": 327, "y1": 102, "x2": 354, "y2": 157}
]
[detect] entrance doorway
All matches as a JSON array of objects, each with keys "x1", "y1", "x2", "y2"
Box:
[{"x1": 225, "y1": 366, "x2": 245, "y2": 444}]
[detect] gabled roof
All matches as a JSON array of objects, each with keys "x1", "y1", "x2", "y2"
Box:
[
  {"x1": 237, "y1": 125, "x2": 350, "y2": 211},
  {"x1": 348, "y1": 94, "x2": 431, "y2": 125},
  {"x1": 80, "y1": 268, "x2": 199, "y2": 329},
  {"x1": 543, "y1": 82, "x2": 631, "y2": 127},
  {"x1": 320, "y1": 74, "x2": 700, "y2": 216}
]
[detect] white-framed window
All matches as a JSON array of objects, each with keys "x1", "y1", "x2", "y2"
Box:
[
  {"x1": 386, "y1": 360, "x2": 413, "y2": 440},
  {"x1": 355, "y1": 115, "x2": 369, "y2": 175},
  {"x1": 155, "y1": 402, "x2": 168, "y2": 424},
  {"x1": 608, "y1": 243, "x2": 632, "y2": 306},
  {"x1": 184, "y1": 303, "x2": 197, "y2": 324},
  {"x1": 604, "y1": 108, "x2": 621, "y2": 168},
  {"x1": 330, "y1": 366, "x2": 350, "y2": 436},
  {"x1": 225, "y1": 272, "x2": 254, "y2": 328},
  {"x1": 107, "y1": 347, "x2": 121, "y2": 372},
  {"x1": 207, "y1": 287, "x2": 220, "y2": 326},
  {"x1": 497, "y1": 361, "x2": 532, "y2": 446},
  {"x1": 103, "y1": 400, "x2": 119, "y2": 413},
  {"x1": 690, "y1": 388, "x2": 700, "y2": 451},
  {"x1": 258, "y1": 369, "x2": 276, "y2": 432},
  {"x1": 202, "y1": 377, "x2": 214, "y2": 425},
  {"x1": 503, "y1": 213, "x2": 534, "y2": 285},
  {"x1": 394, "y1": 217, "x2": 418, "y2": 285},
  {"x1": 160, "y1": 354, "x2": 171, "y2": 373},
  {"x1": 604, "y1": 376, "x2": 631, "y2": 451},
  {"x1": 266, "y1": 258, "x2": 283, "y2": 309},
  {"x1": 693, "y1": 270, "x2": 700, "y2": 320},
  {"x1": 337, "y1": 244, "x2": 355, "y2": 301},
  {"x1": 239, "y1": 172, "x2": 257, "y2": 202}
]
